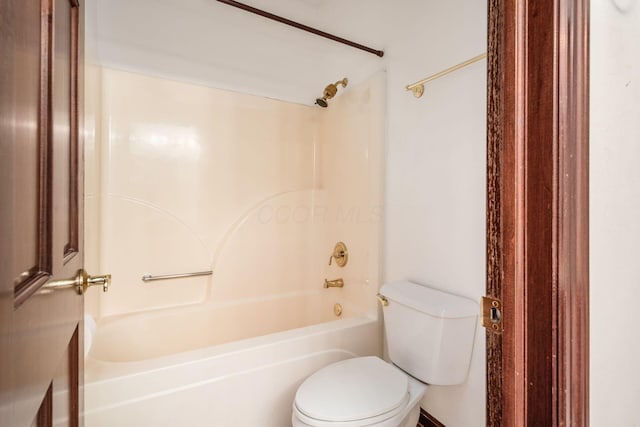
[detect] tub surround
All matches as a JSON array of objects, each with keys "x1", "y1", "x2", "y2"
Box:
[
  {"x1": 92, "y1": 67, "x2": 317, "y2": 316},
  {"x1": 85, "y1": 68, "x2": 384, "y2": 321}
]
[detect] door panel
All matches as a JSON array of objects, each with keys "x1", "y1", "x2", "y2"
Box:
[
  {"x1": 1, "y1": 0, "x2": 85, "y2": 426},
  {"x1": 34, "y1": 329, "x2": 78, "y2": 427},
  {"x1": 35, "y1": 385, "x2": 53, "y2": 427},
  {"x1": 53, "y1": 0, "x2": 81, "y2": 264},
  {"x1": 51, "y1": 328, "x2": 79, "y2": 427},
  {"x1": 9, "y1": 0, "x2": 53, "y2": 304},
  {"x1": 54, "y1": 0, "x2": 72, "y2": 260},
  {"x1": 9, "y1": 0, "x2": 41, "y2": 286}
]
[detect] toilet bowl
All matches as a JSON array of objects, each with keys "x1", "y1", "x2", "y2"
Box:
[
  {"x1": 292, "y1": 357, "x2": 426, "y2": 427},
  {"x1": 292, "y1": 281, "x2": 479, "y2": 427}
]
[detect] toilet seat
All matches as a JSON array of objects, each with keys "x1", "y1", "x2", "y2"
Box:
[{"x1": 293, "y1": 357, "x2": 410, "y2": 427}]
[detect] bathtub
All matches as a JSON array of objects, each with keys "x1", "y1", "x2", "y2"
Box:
[{"x1": 84, "y1": 292, "x2": 382, "y2": 426}]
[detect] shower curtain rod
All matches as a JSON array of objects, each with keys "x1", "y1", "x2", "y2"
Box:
[
  {"x1": 215, "y1": 0, "x2": 384, "y2": 58},
  {"x1": 406, "y1": 53, "x2": 487, "y2": 98}
]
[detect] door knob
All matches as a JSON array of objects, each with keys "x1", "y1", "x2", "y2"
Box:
[{"x1": 44, "y1": 269, "x2": 111, "y2": 295}]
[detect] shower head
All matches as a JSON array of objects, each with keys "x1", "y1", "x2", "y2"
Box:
[
  {"x1": 315, "y1": 98, "x2": 328, "y2": 108},
  {"x1": 314, "y1": 77, "x2": 348, "y2": 108}
]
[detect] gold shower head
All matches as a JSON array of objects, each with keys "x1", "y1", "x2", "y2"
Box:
[{"x1": 315, "y1": 78, "x2": 348, "y2": 108}]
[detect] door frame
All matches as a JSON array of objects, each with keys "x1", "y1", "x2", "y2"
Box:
[{"x1": 486, "y1": 0, "x2": 589, "y2": 425}]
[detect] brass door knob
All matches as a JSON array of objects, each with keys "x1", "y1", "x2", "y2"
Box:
[{"x1": 44, "y1": 269, "x2": 111, "y2": 295}]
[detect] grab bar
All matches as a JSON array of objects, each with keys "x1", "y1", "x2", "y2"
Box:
[{"x1": 141, "y1": 270, "x2": 213, "y2": 282}]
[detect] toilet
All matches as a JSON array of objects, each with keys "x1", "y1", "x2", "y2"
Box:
[{"x1": 292, "y1": 281, "x2": 478, "y2": 427}]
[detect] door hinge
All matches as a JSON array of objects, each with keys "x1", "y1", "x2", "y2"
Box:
[{"x1": 481, "y1": 296, "x2": 502, "y2": 332}]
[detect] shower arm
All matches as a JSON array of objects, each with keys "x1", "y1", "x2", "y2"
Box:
[{"x1": 334, "y1": 78, "x2": 348, "y2": 88}]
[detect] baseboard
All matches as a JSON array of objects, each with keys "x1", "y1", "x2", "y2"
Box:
[{"x1": 417, "y1": 407, "x2": 446, "y2": 427}]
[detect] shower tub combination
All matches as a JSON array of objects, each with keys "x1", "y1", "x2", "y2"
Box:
[
  {"x1": 84, "y1": 293, "x2": 381, "y2": 426},
  {"x1": 81, "y1": 56, "x2": 386, "y2": 426}
]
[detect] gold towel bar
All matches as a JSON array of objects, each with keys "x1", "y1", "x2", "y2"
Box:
[{"x1": 406, "y1": 53, "x2": 487, "y2": 98}]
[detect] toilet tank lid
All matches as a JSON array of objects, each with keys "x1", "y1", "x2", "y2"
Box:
[{"x1": 380, "y1": 281, "x2": 478, "y2": 318}]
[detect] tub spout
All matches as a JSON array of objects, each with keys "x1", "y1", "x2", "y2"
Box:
[{"x1": 324, "y1": 278, "x2": 344, "y2": 288}]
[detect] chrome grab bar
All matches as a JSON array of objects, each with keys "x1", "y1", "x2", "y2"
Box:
[{"x1": 141, "y1": 270, "x2": 213, "y2": 282}]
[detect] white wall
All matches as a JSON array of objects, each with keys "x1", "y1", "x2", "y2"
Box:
[
  {"x1": 381, "y1": 2, "x2": 487, "y2": 426},
  {"x1": 590, "y1": 0, "x2": 640, "y2": 424}
]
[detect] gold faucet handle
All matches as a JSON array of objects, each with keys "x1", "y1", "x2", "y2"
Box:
[{"x1": 328, "y1": 242, "x2": 348, "y2": 267}]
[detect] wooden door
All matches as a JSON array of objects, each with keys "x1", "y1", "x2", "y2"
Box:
[{"x1": 0, "y1": 0, "x2": 86, "y2": 426}]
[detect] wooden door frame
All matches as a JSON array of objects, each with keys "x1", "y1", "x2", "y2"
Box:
[{"x1": 486, "y1": 0, "x2": 589, "y2": 425}]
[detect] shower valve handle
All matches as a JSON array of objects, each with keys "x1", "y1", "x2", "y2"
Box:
[
  {"x1": 328, "y1": 250, "x2": 345, "y2": 266},
  {"x1": 328, "y1": 242, "x2": 348, "y2": 267}
]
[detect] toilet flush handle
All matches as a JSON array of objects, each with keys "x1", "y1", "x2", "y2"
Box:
[{"x1": 376, "y1": 293, "x2": 389, "y2": 307}]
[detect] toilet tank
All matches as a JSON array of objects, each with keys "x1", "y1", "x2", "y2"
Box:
[{"x1": 380, "y1": 281, "x2": 478, "y2": 386}]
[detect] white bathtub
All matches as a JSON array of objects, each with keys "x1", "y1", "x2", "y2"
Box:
[{"x1": 84, "y1": 293, "x2": 382, "y2": 426}]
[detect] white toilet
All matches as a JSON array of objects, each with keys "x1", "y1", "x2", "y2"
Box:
[{"x1": 292, "y1": 281, "x2": 478, "y2": 427}]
